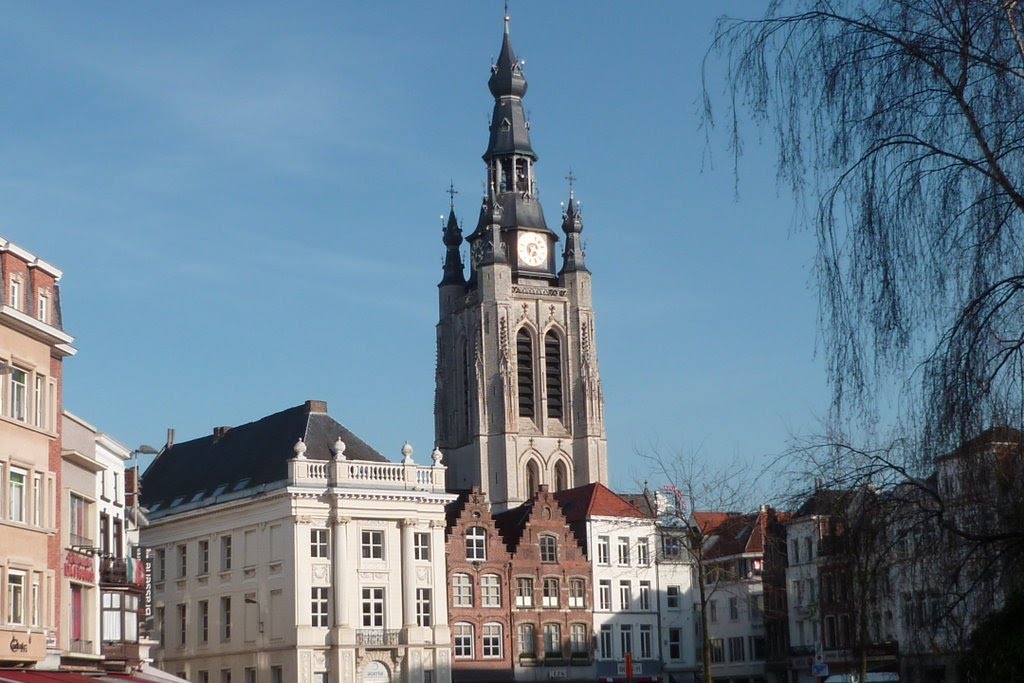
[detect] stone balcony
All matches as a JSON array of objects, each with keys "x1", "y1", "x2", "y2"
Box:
[{"x1": 289, "y1": 450, "x2": 447, "y2": 493}]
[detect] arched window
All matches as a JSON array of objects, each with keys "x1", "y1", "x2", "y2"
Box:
[
  {"x1": 454, "y1": 623, "x2": 474, "y2": 658},
  {"x1": 482, "y1": 623, "x2": 503, "y2": 658},
  {"x1": 466, "y1": 527, "x2": 487, "y2": 561},
  {"x1": 526, "y1": 460, "x2": 540, "y2": 497},
  {"x1": 544, "y1": 331, "x2": 563, "y2": 419},
  {"x1": 517, "y1": 329, "x2": 535, "y2": 418},
  {"x1": 554, "y1": 461, "x2": 568, "y2": 492}
]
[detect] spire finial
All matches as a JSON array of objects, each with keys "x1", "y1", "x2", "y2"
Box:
[
  {"x1": 447, "y1": 180, "x2": 459, "y2": 212},
  {"x1": 566, "y1": 169, "x2": 577, "y2": 199},
  {"x1": 504, "y1": 0, "x2": 510, "y2": 34}
]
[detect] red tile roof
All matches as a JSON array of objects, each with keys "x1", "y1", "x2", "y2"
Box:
[{"x1": 553, "y1": 482, "x2": 651, "y2": 521}]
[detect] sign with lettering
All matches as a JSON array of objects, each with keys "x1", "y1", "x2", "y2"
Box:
[
  {"x1": 63, "y1": 550, "x2": 95, "y2": 582},
  {"x1": 0, "y1": 626, "x2": 45, "y2": 660}
]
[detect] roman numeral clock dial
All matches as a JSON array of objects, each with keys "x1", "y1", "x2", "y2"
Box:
[{"x1": 517, "y1": 231, "x2": 547, "y2": 268}]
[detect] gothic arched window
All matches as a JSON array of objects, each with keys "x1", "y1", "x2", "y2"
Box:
[
  {"x1": 554, "y1": 461, "x2": 568, "y2": 492},
  {"x1": 544, "y1": 331, "x2": 563, "y2": 419},
  {"x1": 526, "y1": 460, "x2": 540, "y2": 497},
  {"x1": 517, "y1": 329, "x2": 535, "y2": 418}
]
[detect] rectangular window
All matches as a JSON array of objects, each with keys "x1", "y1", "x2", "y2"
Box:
[
  {"x1": 9, "y1": 277, "x2": 22, "y2": 310},
  {"x1": 31, "y1": 473, "x2": 42, "y2": 527},
  {"x1": 221, "y1": 670, "x2": 231, "y2": 683},
  {"x1": 453, "y1": 574, "x2": 472, "y2": 607},
  {"x1": 30, "y1": 574, "x2": 40, "y2": 626},
  {"x1": 599, "y1": 625, "x2": 613, "y2": 659},
  {"x1": 221, "y1": 536, "x2": 233, "y2": 571},
  {"x1": 221, "y1": 596, "x2": 232, "y2": 640},
  {"x1": 568, "y1": 578, "x2": 585, "y2": 608},
  {"x1": 465, "y1": 527, "x2": 486, "y2": 561},
  {"x1": 518, "y1": 623, "x2": 536, "y2": 656},
  {"x1": 710, "y1": 638, "x2": 724, "y2": 663},
  {"x1": 619, "y1": 581, "x2": 631, "y2": 611},
  {"x1": 619, "y1": 625, "x2": 632, "y2": 655},
  {"x1": 198, "y1": 600, "x2": 209, "y2": 643},
  {"x1": 544, "y1": 623, "x2": 561, "y2": 656},
  {"x1": 617, "y1": 537, "x2": 630, "y2": 565},
  {"x1": 33, "y1": 375, "x2": 44, "y2": 428},
  {"x1": 729, "y1": 597, "x2": 739, "y2": 620},
  {"x1": 362, "y1": 530, "x2": 384, "y2": 560},
  {"x1": 637, "y1": 537, "x2": 650, "y2": 565},
  {"x1": 10, "y1": 367, "x2": 27, "y2": 421},
  {"x1": 416, "y1": 588, "x2": 432, "y2": 627},
  {"x1": 177, "y1": 544, "x2": 188, "y2": 578},
  {"x1": 311, "y1": 588, "x2": 329, "y2": 627},
  {"x1": 516, "y1": 577, "x2": 534, "y2": 607},
  {"x1": 311, "y1": 529, "x2": 329, "y2": 558},
  {"x1": 749, "y1": 593, "x2": 764, "y2": 622},
  {"x1": 37, "y1": 291, "x2": 48, "y2": 323},
  {"x1": 542, "y1": 577, "x2": 559, "y2": 608},
  {"x1": 245, "y1": 669, "x2": 255, "y2": 683},
  {"x1": 597, "y1": 536, "x2": 610, "y2": 565},
  {"x1": 9, "y1": 468, "x2": 26, "y2": 522},
  {"x1": 639, "y1": 581, "x2": 651, "y2": 610},
  {"x1": 668, "y1": 628, "x2": 682, "y2": 659},
  {"x1": 69, "y1": 494, "x2": 90, "y2": 546},
  {"x1": 640, "y1": 625, "x2": 653, "y2": 658},
  {"x1": 709, "y1": 599, "x2": 718, "y2": 623},
  {"x1": 481, "y1": 574, "x2": 501, "y2": 607},
  {"x1": 599, "y1": 580, "x2": 612, "y2": 610},
  {"x1": 271, "y1": 668, "x2": 282, "y2": 683},
  {"x1": 361, "y1": 587, "x2": 384, "y2": 627},
  {"x1": 199, "y1": 540, "x2": 210, "y2": 574},
  {"x1": 728, "y1": 636, "x2": 745, "y2": 662},
  {"x1": 539, "y1": 536, "x2": 558, "y2": 563},
  {"x1": 663, "y1": 535, "x2": 682, "y2": 558},
  {"x1": 7, "y1": 571, "x2": 25, "y2": 624},
  {"x1": 570, "y1": 623, "x2": 587, "y2": 654},
  {"x1": 414, "y1": 532, "x2": 430, "y2": 560},
  {"x1": 454, "y1": 623, "x2": 473, "y2": 658},
  {"x1": 198, "y1": 673, "x2": 209, "y2": 683},
  {"x1": 482, "y1": 623, "x2": 502, "y2": 658},
  {"x1": 178, "y1": 604, "x2": 187, "y2": 646},
  {"x1": 155, "y1": 548, "x2": 166, "y2": 582}
]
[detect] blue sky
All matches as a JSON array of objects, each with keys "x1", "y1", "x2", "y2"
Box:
[{"x1": 1, "y1": 1, "x2": 827, "y2": 494}]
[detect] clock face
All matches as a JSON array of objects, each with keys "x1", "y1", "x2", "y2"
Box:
[
  {"x1": 471, "y1": 239, "x2": 485, "y2": 267},
  {"x1": 517, "y1": 232, "x2": 548, "y2": 268}
]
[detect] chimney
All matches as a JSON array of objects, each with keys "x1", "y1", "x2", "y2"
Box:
[
  {"x1": 212, "y1": 426, "x2": 231, "y2": 442},
  {"x1": 306, "y1": 400, "x2": 328, "y2": 413},
  {"x1": 166, "y1": 428, "x2": 175, "y2": 448}
]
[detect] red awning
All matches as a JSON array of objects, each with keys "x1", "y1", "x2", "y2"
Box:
[{"x1": 0, "y1": 672, "x2": 102, "y2": 683}]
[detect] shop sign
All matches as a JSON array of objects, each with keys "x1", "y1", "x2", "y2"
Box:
[{"x1": 64, "y1": 550, "x2": 95, "y2": 582}]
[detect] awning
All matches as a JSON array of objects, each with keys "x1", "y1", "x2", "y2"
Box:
[
  {"x1": 97, "y1": 666, "x2": 191, "y2": 683},
  {"x1": 0, "y1": 672, "x2": 102, "y2": 683},
  {"x1": 824, "y1": 674, "x2": 899, "y2": 683}
]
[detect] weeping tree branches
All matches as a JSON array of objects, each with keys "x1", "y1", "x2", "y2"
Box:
[{"x1": 706, "y1": 0, "x2": 1024, "y2": 457}]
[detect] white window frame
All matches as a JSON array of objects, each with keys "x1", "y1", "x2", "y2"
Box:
[
  {"x1": 617, "y1": 537, "x2": 630, "y2": 565},
  {"x1": 310, "y1": 529, "x2": 329, "y2": 559},
  {"x1": 453, "y1": 574, "x2": 473, "y2": 608},
  {"x1": 542, "y1": 577, "x2": 559, "y2": 608},
  {"x1": 414, "y1": 532, "x2": 430, "y2": 561},
  {"x1": 361, "y1": 587, "x2": 384, "y2": 628},
  {"x1": 465, "y1": 526, "x2": 486, "y2": 561},
  {"x1": 454, "y1": 623, "x2": 473, "y2": 658},
  {"x1": 416, "y1": 588, "x2": 432, "y2": 627},
  {"x1": 597, "y1": 536, "x2": 610, "y2": 565},
  {"x1": 361, "y1": 530, "x2": 384, "y2": 560},
  {"x1": 482, "y1": 623, "x2": 502, "y2": 658},
  {"x1": 516, "y1": 577, "x2": 534, "y2": 607},
  {"x1": 7, "y1": 570, "x2": 25, "y2": 625},
  {"x1": 568, "y1": 578, "x2": 585, "y2": 608},
  {"x1": 481, "y1": 574, "x2": 501, "y2": 608},
  {"x1": 639, "y1": 580, "x2": 651, "y2": 610},
  {"x1": 311, "y1": 587, "x2": 329, "y2": 627},
  {"x1": 10, "y1": 366, "x2": 27, "y2": 421},
  {"x1": 9, "y1": 468, "x2": 26, "y2": 522}
]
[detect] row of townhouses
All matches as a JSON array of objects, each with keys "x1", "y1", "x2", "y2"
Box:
[{"x1": 3, "y1": 10, "x2": 1019, "y2": 683}]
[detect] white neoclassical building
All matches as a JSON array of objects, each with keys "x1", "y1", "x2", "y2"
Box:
[{"x1": 140, "y1": 400, "x2": 456, "y2": 683}]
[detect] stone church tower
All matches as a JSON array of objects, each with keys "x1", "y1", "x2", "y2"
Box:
[{"x1": 435, "y1": 15, "x2": 608, "y2": 510}]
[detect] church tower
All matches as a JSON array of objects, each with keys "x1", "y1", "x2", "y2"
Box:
[{"x1": 435, "y1": 13, "x2": 608, "y2": 510}]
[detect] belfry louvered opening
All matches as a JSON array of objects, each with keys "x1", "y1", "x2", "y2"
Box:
[
  {"x1": 545, "y1": 331, "x2": 563, "y2": 419},
  {"x1": 517, "y1": 329, "x2": 535, "y2": 418}
]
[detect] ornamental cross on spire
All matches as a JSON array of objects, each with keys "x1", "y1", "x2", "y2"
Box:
[
  {"x1": 566, "y1": 169, "x2": 577, "y2": 199},
  {"x1": 447, "y1": 180, "x2": 458, "y2": 211}
]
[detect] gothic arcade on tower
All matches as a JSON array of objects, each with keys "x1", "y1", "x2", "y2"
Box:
[{"x1": 435, "y1": 15, "x2": 608, "y2": 511}]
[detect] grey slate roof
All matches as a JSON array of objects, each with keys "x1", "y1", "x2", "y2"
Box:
[{"x1": 139, "y1": 400, "x2": 386, "y2": 513}]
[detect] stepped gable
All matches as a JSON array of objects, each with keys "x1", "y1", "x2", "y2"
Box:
[
  {"x1": 501, "y1": 485, "x2": 588, "y2": 562},
  {"x1": 445, "y1": 486, "x2": 510, "y2": 564},
  {"x1": 492, "y1": 498, "x2": 535, "y2": 553},
  {"x1": 140, "y1": 400, "x2": 386, "y2": 512}
]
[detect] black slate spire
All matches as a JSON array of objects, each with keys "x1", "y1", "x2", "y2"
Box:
[
  {"x1": 560, "y1": 178, "x2": 588, "y2": 274},
  {"x1": 440, "y1": 183, "x2": 466, "y2": 286}
]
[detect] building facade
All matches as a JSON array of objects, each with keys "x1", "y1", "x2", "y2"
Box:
[
  {"x1": 434, "y1": 15, "x2": 608, "y2": 510},
  {"x1": 0, "y1": 237, "x2": 75, "y2": 668},
  {"x1": 141, "y1": 401, "x2": 456, "y2": 683}
]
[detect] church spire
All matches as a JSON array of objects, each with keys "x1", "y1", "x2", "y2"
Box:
[
  {"x1": 560, "y1": 172, "x2": 588, "y2": 274},
  {"x1": 440, "y1": 182, "x2": 466, "y2": 287}
]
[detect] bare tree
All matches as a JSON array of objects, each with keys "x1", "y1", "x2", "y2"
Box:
[
  {"x1": 640, "y1": 448, "x2": 768, "y2": 683},
  {"x1": 705, "y1": 0, "x2": 1024, "y2": 458}
]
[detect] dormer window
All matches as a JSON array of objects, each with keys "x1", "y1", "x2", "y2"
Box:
[
  {"x1": 9, "y1": 275, "x2": 23, "y2": 310},
  {"x1": 37, "y1": 289, "x2": 49, "y2": 324}
]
